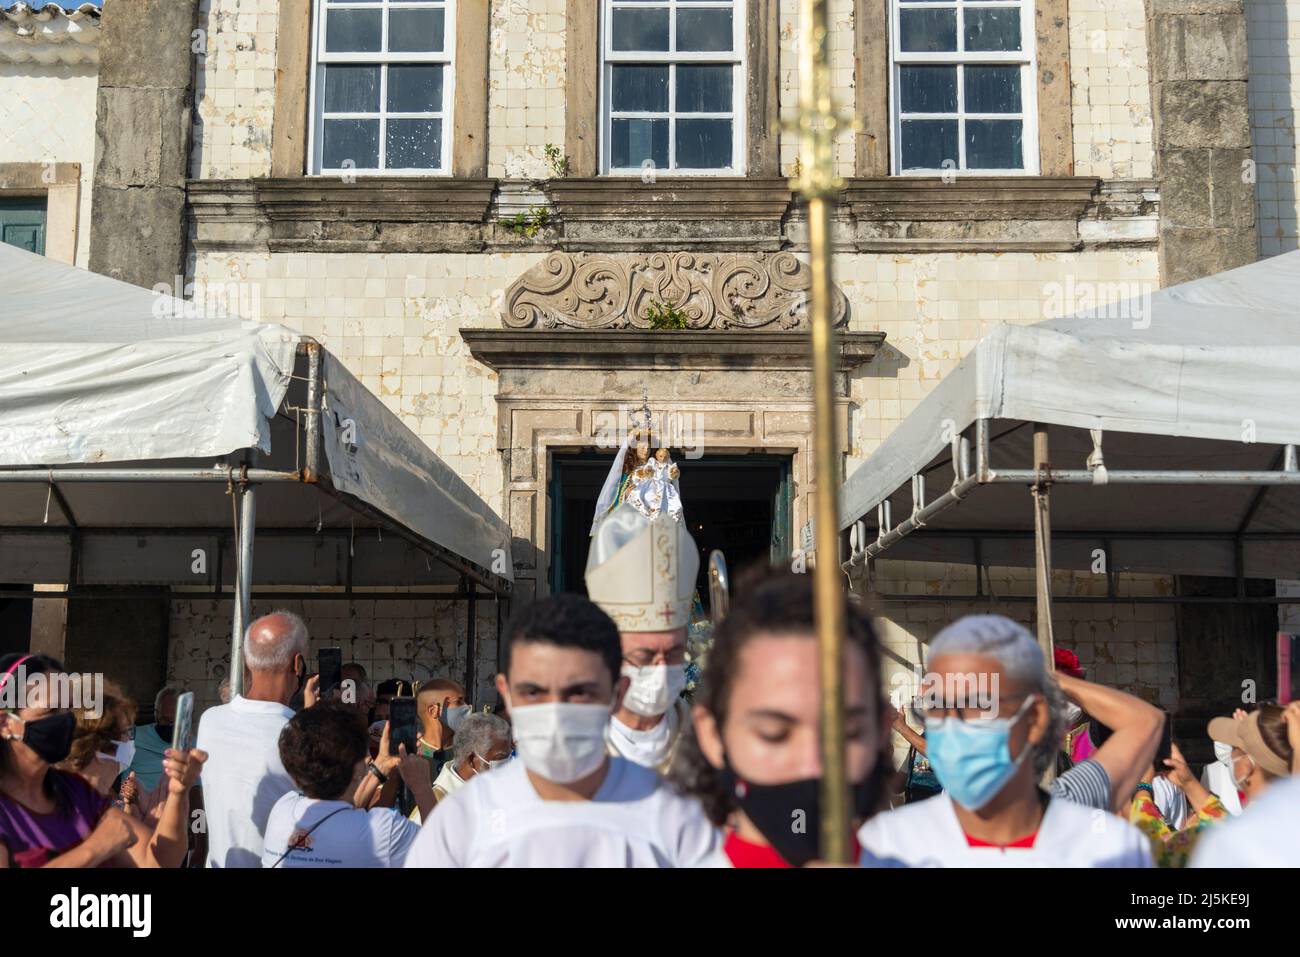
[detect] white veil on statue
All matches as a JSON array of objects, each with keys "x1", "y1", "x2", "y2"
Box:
[{"x1": 591, "y1": 431, "x2": 635, "y2": 535}]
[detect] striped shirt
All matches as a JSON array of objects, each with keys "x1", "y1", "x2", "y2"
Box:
[{"x1": 1049, "y1": 758, "x2": 1111, "y2": 810}]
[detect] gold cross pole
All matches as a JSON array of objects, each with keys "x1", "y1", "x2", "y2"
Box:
[{"x1": 795, "y1": 0, "x2": 850, "y2": 864}]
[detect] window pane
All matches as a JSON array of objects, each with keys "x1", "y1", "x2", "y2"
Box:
[
  {"x1": 899, "y1": 65, "x2": 957, "y2": 113},
  {"x1": 326, "y1": 9, "x2": 382, "y2": 53},
  {"x1": 611, "y1": 7, "x2": 670, "y2": 51},
  {"x1": 676, "y1": 64, "x2": 732, "y2": 112},
  {"x1": 322, "y1": 118, "x2": 380, "y2": 168},
  {"x1": 386, "y1": 118, "x2": 443, "y2": 168},
  {"x1": 964, "y1": 7, "x2": 1021, "y2": 52},
  {"x1": 611, "y1": 64, "x2": 670, "y2": 112},
  {"x1": 964, "y1": 65, "x2": 1020, "y2": 114},
  {"x1": 611, "y1": 117, "x2": 669, "y2": 168},
  {"x1": 899, "y1": 118, "x2": 958, "y2": 169},
  {"x1": 676, "y1": 118, "x2": 732, "y2": 168},
  {"x1": 899, "y1": 8, "x2": 957, "y2": 52},
  {"x1": 966, "y1": 119, "x2": 1023, "y2": 168},
  {"x1": 676, "y1": 8, "x2": 733, "y2": 52},
  {"x1": 387, "y1": 64, "x2": 443, "y2": 113},
  {"x1": 388, "y1": 8, "x2": 446, "y2": 53},
  {"x1": 323, "y1": 65, "x2": 380, "y2": 113}
]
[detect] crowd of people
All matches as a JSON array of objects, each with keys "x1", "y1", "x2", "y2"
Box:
[{"x1": 1, "y1": 502, "x2": 1297, "y2": 868}]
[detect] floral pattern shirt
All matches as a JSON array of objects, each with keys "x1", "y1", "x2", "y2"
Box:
[{"x1": 1128, "y1": 788, "x2": 1229, "y2": 868}]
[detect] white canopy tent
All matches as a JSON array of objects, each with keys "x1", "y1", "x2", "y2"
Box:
[
  {"x1": 836, "y1": 251, "x2": 1300, "y2": 613},
  {"x1": 0, "y1": 242, "x2": 512, "y2": 693}
]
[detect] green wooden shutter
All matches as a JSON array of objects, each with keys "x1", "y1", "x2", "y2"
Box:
[
  {"x1": 0, "y1": 198, "x2": 47, "y2": 255},
  {"x1": 770, "y1": 457, "x2": 793, "y2": 565}
]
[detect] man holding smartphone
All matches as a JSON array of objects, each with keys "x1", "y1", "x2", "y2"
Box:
[{"x1": 403, "y1": 594, "x2": 719, "y2": 867}]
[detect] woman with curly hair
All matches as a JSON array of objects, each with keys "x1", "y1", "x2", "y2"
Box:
[
  {"x1": 669, "y1": 568, "x2": 896, "y2": 867},
  {"x1": 57, "y1": 681, "x2": 140, "y2": 805}
]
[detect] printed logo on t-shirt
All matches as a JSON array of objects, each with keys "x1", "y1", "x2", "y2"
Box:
[{"x1": 286, "y1": 828, "x2": 315, "y2": 853}]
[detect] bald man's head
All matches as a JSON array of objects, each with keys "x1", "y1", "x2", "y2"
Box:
[
  {"x1": 244, "y1": 610, "x2": 309, "y2": 674},
  {"x1": 417, "y1": 678, "x2": 466, "y2": 708}
]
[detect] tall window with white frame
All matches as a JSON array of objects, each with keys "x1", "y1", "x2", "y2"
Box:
[
  {"x1": 309, "y1": 0, "x2": 455, "y2": 175},
  {"x1": 890, "y1": 0, "x2": 1037, "y2": 174},
  {"x1": 601, "y1": 0, "x2": 745, "y2": 175}
]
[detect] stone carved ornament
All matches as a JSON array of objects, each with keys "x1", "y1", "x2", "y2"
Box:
[{"x1": 502, "y1": 252, "x2": 848, "y2": 330}]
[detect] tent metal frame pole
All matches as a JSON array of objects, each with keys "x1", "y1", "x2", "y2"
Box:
[
  {"x1": 1031, "y1": 425, "x2": 1056, "y2": 723},
  {"x1": 0, "y1": 469, "x2": 302, "y2": 483},
  {"x1": 0, "y1": 589, "x2": 481, "y2": 601},
  {"x1": 854, "y1": 420, "x2": 987, "y2": 562},
  {"x1": 845, "y1": 426, "x2": 1300, "y2": 574},
  {"x1": 990, "y1": 469, "x2": 1300, "y2": 485},
  {"x1": 464, "y1": 578, "x2": 477, "y2": 699},
  {"x1": 871, "y1": 594, "x2": 1300, "y2": 605},
  {"x1": 230, "y1": 474, "x2": 258, "y2": 699},
  {"x1": 303, "y1": 341, "x2": 323, "y2": 483}
]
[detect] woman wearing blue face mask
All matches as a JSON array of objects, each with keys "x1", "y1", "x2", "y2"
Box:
[{"x1": 858, "y1": 616, "x2": 1153, "y2": 867}]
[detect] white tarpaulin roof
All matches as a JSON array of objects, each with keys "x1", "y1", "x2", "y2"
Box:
[
  {"x1": 839, "y1": 251, "x2": 1300, "y2": 579},
  {"x1": 0, "y1": 242, "x2": 512, "y2": 592}
]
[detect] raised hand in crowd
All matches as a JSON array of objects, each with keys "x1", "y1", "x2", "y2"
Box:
[
  {"x1": 1162, "y1": 742, "x2": 1212, "y2": 813},
  {"x1": 303, "y1": 674, "x2": 321, "y2": 709},
  {"x1": 396, "y1": 746, "x2": 436, "y2": 822}
]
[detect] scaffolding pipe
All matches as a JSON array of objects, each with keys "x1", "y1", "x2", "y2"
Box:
[
  {"x1": 1031, "y1": 424, "x2": 1055, "y2": 661},
  {"x1": 230, "y1": 479, "x2": 258, "y2": 698},
  {"x1": 0, "y1": 469, "x2": 301, "y2": 483},
  {"x1": 992, "y1": 469, "x2": 1300, "y2": 485},
  {"x1": 303, "y1": 341, "x2": 323, "y2": 483}
]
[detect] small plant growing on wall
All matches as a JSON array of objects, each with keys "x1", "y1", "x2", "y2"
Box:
[
  {"x1": 645, "y1": 300, "x2": 690, "y2": 330},
  {"x1": 544, "y1": 144, "x2": 570, "y2": 178},
  {"x1": 505, "y1": 206, "x2": 551, "y2": 239}
]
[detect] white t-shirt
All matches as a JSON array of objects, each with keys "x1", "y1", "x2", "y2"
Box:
[
  {"x1": 262, "y1": 793, "x2": 420, "y2": 868},
  {"x1": 1152, "y1": 775, "x2": 1188, "y2": 830},
  {"x1": 195, "y1": 695, "x2": 296, "y2": 868},
  {"x1": 404, "y1": 756, "x2": 720, "y2": 867},
  {"x1": 1190, "y1": 775, "x2": 1300, "y2": 867},
  {"x1": 858, "y1": 793, "x2": 1152, "y2": 868}
]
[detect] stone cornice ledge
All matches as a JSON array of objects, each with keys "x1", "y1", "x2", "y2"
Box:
[
  {"x1": 188, "y1": 177, "x2": 498, "y2": 252},
  {"x1": 842, "y1": 176, "x2": 1102, "y2": 252},
  {"x1": 545, "y1": 177, "x2": 792, "y2": 251},
  {"x1": 843, "y1": 176, "x2": 1100, "y2": 220},
  {"x1": 462, "y1": 329, "x2": 885, "y2": 372}
]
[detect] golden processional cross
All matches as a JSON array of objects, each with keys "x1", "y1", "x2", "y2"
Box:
[{"x1": 795, "y1": 0, "x2": 851, "y2": 865}]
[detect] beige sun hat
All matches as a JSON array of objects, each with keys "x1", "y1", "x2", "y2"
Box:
[{"x1": 1207, "y1": 710, "x2": 1290, "y2": 777}]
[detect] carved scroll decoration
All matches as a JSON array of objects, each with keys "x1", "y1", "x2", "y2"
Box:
[{"x1": 503, "y1": 252, "x2": 848, "y2": 330}]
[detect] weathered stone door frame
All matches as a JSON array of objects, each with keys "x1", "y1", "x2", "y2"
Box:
[{"x1": 464, "y1": 330, "x2": 884, "y2": 601}]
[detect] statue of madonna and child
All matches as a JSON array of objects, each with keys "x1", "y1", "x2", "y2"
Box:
[{"x1": 586, "y1": 415, "x2": 711, "y2": 693}]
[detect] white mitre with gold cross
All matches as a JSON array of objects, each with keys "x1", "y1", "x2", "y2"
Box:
[{"x1": 585, "y1": 502, "x2": 700, "y2": 632}]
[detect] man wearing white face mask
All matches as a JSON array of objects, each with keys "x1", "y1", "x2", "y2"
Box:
[
  {"x1": 585, "y1": 501, "x2": 700, "y2": 773},
  {"x1": 404, "y1": 593, "x2": 720, "y2": 868}
]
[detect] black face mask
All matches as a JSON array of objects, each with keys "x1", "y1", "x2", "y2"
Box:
[
  {"x1": 154, "y1": 723, "x2": 174, "y2": 742},
  {"x1": 19, "y1": 711, "x2": 77, "y2": 765},
  {"x1": 718, "y1": 757, "x2": 881, "y2": 867}
]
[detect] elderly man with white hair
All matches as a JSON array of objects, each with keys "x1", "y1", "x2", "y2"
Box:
[
  {"x1": 859, "y1": 615, "x2": 1152, "y2": 867},
  {"x1": 429, "y1": 712, "x2": 512, "y2": 807},
  {"x1": 196, "y1": 610, "x2": 310, "y2": 867}
]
